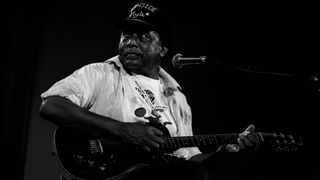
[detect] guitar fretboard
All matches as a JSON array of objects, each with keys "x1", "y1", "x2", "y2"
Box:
[
  {"x1": 161, "y1": 133, "x2": 239, "y2": 150},
  {"x1": 94, "y1": 132, "x2": 302, "y2": 153}
]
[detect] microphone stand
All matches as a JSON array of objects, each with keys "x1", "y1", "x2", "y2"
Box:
[{"x1": 205, "y1": 56, "x2": 320, "y2": 96}]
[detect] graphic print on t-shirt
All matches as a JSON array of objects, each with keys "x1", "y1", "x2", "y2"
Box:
[
  {"x1": 134, "y1": 87, "x2": 155, "y2": 105},
  {"x1": 143, "y1": 89, "x2": 155, "y2": 104},
  {"x1": 134, "y1": 87, "x2": 162, "y2": 123},
  {"x1": 133, "y1": 87, "x2": 173, "y2": 125}
]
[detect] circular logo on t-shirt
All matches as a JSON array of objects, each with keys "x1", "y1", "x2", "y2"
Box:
[{"x1": 134, "y1": 107, "x2": 147, "y2": 117}]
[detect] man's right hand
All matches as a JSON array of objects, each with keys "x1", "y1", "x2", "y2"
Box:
[{"x1": 117, "y1": 122, "x2": 164, "y2": 152}]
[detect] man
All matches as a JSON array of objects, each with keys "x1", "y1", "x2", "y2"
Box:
[{"x1": 39, "y1": 1, "x2": 259, "y2": 180}]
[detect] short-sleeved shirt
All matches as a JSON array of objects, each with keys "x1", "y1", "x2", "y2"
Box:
[{"x1": 41, "y1": 55, "x2": 201, "y2": 159}]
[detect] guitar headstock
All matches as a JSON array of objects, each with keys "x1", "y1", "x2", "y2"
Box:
[
  {"x1": 259, "y1": 132, "x2": 303, "y2": 152},
  {"x1": 306, "y1": 75, "x2": 320, "y2": 95}
]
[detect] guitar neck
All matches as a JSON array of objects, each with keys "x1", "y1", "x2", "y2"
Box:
[
  {"x1": 97, "y1": 132, "x2": 302, "y2": 153},
  {"x1": 160, "y1": 132, "x2": 301, "y2": 151}
]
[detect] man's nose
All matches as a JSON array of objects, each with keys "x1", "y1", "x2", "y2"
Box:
[{"x1": 126, "y1": 34, "x2": 139, "y2": 46}]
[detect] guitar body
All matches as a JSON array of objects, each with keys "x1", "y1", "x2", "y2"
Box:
[{"x1": 53, "y1": 123, "x2": 173, "y2": 180}]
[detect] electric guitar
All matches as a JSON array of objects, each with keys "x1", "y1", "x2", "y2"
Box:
[{"x1": 53, "y1": 124, "x2": 303, "y2": 180}]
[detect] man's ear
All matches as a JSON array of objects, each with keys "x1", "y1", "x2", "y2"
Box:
[{"x1": 160, "y1": 46, "x2": 168, "y2": 57}]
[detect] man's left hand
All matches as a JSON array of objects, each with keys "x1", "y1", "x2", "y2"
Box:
[{"x1": 226, "y1": 124, "x2": 260, "y2": 153}]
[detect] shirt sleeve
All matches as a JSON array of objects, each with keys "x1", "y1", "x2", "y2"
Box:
[{"x1": 40, "y1": 63, "x2": 105, "y2": 108}]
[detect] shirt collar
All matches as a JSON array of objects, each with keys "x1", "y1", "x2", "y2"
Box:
[{"x1": 106, "y1": 55, "x2": 182, "y2": 90}]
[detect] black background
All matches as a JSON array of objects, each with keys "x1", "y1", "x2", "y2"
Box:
[{"x1": 4, "y1": 1, "x2": 319, "y2": 179}]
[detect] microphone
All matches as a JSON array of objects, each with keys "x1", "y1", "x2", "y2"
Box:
[{"x1": 172, "y1": 54, "x2": 208, "y2": 68}]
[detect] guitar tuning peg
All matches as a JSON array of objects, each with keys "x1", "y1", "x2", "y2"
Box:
[
  {"x1": 87, "y1": 160, "x2": 95, "y2": 167},
  {"x1": 288, "y1": 135, "x2": 295, "y2": 144},
  {"x1": 275, "y1": 146, "x2": 283, "y2": 152},
  {"x1": 99, "y1": 165, "x2": 106, "y2": 171},
  {"x1": 271, "y1": 133, "x2": 279, "y2": 144},
  {"x1": 308, "y1": 75, "x2": 318, "y2": 82}
]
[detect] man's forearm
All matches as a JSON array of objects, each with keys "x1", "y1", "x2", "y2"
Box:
[{"x1": 39, "y1": 95, "x2": 123, "y2": 136}]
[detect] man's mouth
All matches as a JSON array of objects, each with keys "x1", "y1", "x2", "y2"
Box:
[{"x1": 125, "y1": 53, "x2": 141, "y2": 59}]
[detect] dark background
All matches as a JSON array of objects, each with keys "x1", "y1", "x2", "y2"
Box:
[{"x1": 3, "y1": 1, "x2": 319, "y2": 180}]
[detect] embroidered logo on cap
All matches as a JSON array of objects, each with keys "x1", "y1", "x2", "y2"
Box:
[{"x1": 129, "y1": 2, "x2": 158, "y2": 19}]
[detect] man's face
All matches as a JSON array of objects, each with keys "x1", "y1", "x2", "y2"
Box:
[{"x1": 118, "y1": 27, "x2": 166, "y2": 74}]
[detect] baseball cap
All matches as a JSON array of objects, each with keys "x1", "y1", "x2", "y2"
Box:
[
  {"x1": 116, "y1": 2, "x2": 172, "y2": 48},
  {"x1": 117, "y1": 2, "x2": 167, "y2": 30}
]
